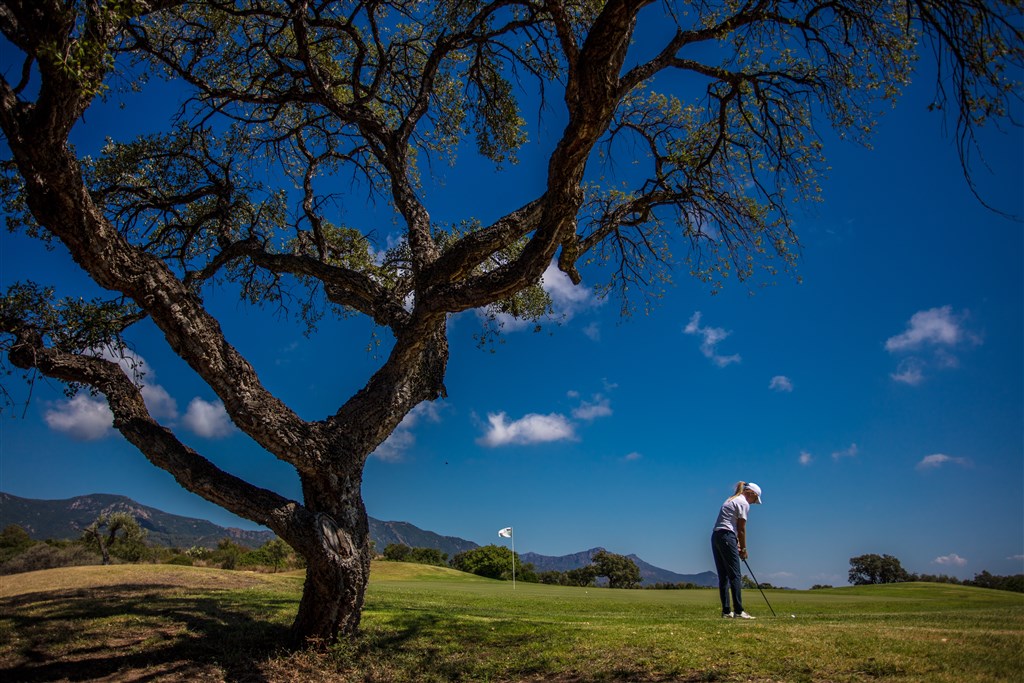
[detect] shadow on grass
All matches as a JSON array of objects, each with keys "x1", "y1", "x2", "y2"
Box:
[{"x1": 0, "y1": 584, "x2": 294, "y2": 682}]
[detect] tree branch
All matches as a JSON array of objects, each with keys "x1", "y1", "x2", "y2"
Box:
[{"x1": 2, "y1": 323, "x2": 314, "y2": 540}]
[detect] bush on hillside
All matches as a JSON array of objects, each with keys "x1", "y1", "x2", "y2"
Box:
[
  {"x1": 451, "y1": 544, "x2": 519, "y2": 580},
  {"x1": 964, "y1": 571, "x2": 1024, "y2": 593},
  {"x1": 0, "y1": 524, "x2": 36, "y2": 564},
  {"x1": 381, "y1": 543, "x2": 449, "y2": 567},
  {"x1": 0, "y1": 541, "x2": 102, "y2": 575}
]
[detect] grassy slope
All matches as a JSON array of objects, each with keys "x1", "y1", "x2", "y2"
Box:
[{"x1": 1, "y1": 562, "x2": 1021, "y2": 682}]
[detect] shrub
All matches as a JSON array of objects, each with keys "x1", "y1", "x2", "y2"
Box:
[{"x1": 0, "y1": 542, "x2": 101, "y2": 575}]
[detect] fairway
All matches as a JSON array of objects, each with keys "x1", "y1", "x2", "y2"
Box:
[{"x1": 1, "y1": 562, "x2": 1021, "y2": 681}]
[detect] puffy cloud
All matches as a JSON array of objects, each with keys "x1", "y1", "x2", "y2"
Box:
[
  {"x1": 583, "y1": 322, "x2": 601, "y2": 341},
  {"x1": 933, "y1": 553, "x2": 968, "y2": 567},
  {"x1": 623, "y1": 451, "x2": 643, "y2": 461},
  {"x1": 541, "y1": 261, "x2": 599, "y2": 318},
  {"x1": 182, "y1": 398, "x2": 235, "y2": 439},
  {"x1": 769, "y1": 375, "x2": 793, "y2": 392},
  {"x1": 477, "y1": 412, "x2": 577, "y2": 447},
  {"x1": 831, "y1": 443, "x2": 859, "y2": 461},
  {"x1": 141, "y1": 384, "x2": 179, "y2": 421},
  {"x1": 916, "y1": 453, "x2": 972, "y2": 470},
  {"x1": 799, "y1": 451, "x2": 814, "y2": 466},
  {"x1": 94, "y1": 346, "x2": 178, "y2": 419},
  {"x1": 476, "y1": 260, "x2": 603, "y2": 332},
  {"x1": 885, "y1": 306, "x2": 968, "y2": 351},
  {"x1": 885, "y1": 306, "x2": 981, "y2": 385},
  {"x1": 44, "y1": 394, "x2": 113, "y2": 441},
  {"x1": 373, "y1": 402, "x2": 444, "y2": 462},
  {"x1": 683, "y1": 312, "x2": 741, "y2": 367}
]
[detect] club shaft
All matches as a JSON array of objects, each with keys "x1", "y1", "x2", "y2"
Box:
[{"x1": 743, "y1": 557, "x2": 777, "y2": 617}]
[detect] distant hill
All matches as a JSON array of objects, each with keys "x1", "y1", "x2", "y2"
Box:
[
  {"x1": 0, "y1": 492, "x2": 278, "y2": 549},
  {"x1": 0, "y1": 493, "x2": 715, "y2": 585},
  {"x1": 369, "y1": 519, "x2": 479, "y2": 558},
  {"x1": 521, "y1": 547, "x2": 717, "y2": 587},
  {"x1": 0, "y1": 492, "x2": 480, "y2": 555}
]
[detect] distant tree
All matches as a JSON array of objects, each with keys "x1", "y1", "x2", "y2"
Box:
[
  {"x1": 382, "y1": 544, "x2": 413, "y2": 562},
  {"x1": 910, "y1": 573, "x2": 962, "y2": 585},
  {"x1": 81, "y1": 512, "x2": 148, "y2": 564},
  {"x1": 0, "y1": 541, "x2": 101, "y2": 575},
  {"x1": 382, "y1": 543, "x2": 449, "y2": 567},
  {"x1": 810, "y1": 584, "x2": 834, "y2": 590},
  {"x1": 261, "y1": 539, "x2": 291, "y2": 572},
  {"x1": 233, "y1": 538, "x2": 295, "y2": 571},
  {"x1": 0, "y1": 524, "x2": 35, "y2": 563},
  {"x1": 965, "y1": 571, "x2": 1024, "y2": 593},
  {"x1": 517, "y1": 562, "x2": 539, "y2": 584},
  {"x1": 848, "y1": 554, "x2": 911, "y2": 585},
  {"x1": 564, "y1": 566, "x2": 598, "y2": 588},
  {"x1": 537, "y1": 570, "x2": 564, "y2": 585},
  {"x1": 592, "y1": 550, "x2": 641, "y2": 589},
  {"x1": 451, "y1": 545, "x2": 517, "y2": 580},
  {"x1": 211, "y1": 539, "x2": 247, "y2": 570},
  {"x1": 1, "y1": 0, "x2": 1018, "y2": 646}
]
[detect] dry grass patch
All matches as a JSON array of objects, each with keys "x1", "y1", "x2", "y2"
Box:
[{"x1": 0, "y1": 565, "x2": 301, "y2": 682}]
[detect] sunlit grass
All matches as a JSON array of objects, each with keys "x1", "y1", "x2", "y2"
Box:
[{"x1": 1, "y1": 562, "x2": 1021, "y2": 681}]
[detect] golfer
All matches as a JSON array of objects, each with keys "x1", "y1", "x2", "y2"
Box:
[{"x1": 711, "y1": 481, "x2": 762, "y2": 619}]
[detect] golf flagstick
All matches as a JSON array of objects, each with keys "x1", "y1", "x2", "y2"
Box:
[
  {"x1": 742, "y1": 557, "x2": 776, "y2": 617},
  {"x1": 498, "y1": 527, "x2": 515, "y2": 589}
]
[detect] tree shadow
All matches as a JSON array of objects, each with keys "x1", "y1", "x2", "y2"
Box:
[{"x1": 0, "y1": 583, "x2": 294, "y2": 682}]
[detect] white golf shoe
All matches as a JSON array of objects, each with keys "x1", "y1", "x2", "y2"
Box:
[{"x1": 736, "y1": 611, "x2": 756, "y2": 619}]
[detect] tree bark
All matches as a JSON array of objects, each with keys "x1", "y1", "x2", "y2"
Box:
[{"x1": 290, "y1": 473, "x2": 372, "y2": 643}]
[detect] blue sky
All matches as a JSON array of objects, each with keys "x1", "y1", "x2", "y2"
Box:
[{"x1": 1, "y1": 26, "x2": 1022, "y2": 590}]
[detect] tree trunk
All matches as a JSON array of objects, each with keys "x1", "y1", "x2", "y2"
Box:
[{"x1": 289, "y1": 469, "x2": 372, "y2": 645}]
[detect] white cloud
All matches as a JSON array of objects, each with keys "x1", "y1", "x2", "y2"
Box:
[
  {"x1": 683, "y1": 312, "x2": 741, "y2": 367},
  {"x1": 799, "y1": 451, "x2": 814, "y2": 466},
  {"x1": 572, "y1": 394, "x2": 612, "y2": 421},
  {"x1": 623, "y1": 451, "x2": 643, "y2": 461},
  {"x1": 916, "y1": 453, "x2": 972, "y2": 470},
  {"x1": 141, "y1": 384, "x2": 178, "y2": 421},
  {"x1": 885, "y1": 306, "x2": 968, "y2": 351},
  {"x1": 373, "y1": 402, "x2": 444, "y2": 462},
  {"x1": 44, "y1": 394, "x2": 114, "y2": 441},
  {"x1": 94, "y1": 346, "x2": 178, "y2": 419},
  {"x1": 182, "y1": 398, "x2": 235, "y2": 439},
  {"x1": 769, "y1": 375, "x2": 793, "y2": 392},
  {"x1": 477, "y1": 412, "x2": 577, "y2": 447},
  {"x1": 885, "y1": 306, "x2": 981, "y2": 385},
  {"x1": 831, "y1": 443, "x2": 859, "y2": 461},
  {"x1": 1008, "y1": 554, "x2": 1024, "y2": 562},
  {"x1": 541, "y1": 261, "x2": 599, "y2": 318},
  {"x1": 583, "y1": 322, "x2": 601, "y2": 341},
  {"x1": 933, "y1": 553, "x2": 968, "y2": 567},
  {"x1": 474, "y1": 261, "x2": 603, "y2": 333}
]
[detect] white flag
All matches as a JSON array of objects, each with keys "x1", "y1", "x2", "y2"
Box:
[{"x1": 498, "y1": 527, "x2": 513, "y2": 538}]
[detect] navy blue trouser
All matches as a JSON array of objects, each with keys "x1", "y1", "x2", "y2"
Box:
[{"x1": 711, "y1": 529, "x2": 743, "y2": 615}]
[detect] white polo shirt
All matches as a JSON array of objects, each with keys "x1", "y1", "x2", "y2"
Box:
[{"x1": 713, "y1": 495, "x2": 749, "y2": 535}]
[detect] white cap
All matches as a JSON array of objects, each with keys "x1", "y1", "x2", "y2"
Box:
[{"x1": 744, "y1": 482, "x2": 763, "y2": 504}]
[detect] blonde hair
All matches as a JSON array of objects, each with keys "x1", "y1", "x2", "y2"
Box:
[{"x1": 725, "y1": 481, "x2": 746, "y2": 503}]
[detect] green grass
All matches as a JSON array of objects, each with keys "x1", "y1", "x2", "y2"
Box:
[{"x1": 1, "y1": 562, "x2": 1021, "y2": 681}]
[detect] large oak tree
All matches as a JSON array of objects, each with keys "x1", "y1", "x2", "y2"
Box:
[{"x1": 1, "y1": 0, "x2": 1019, "y2": 645}]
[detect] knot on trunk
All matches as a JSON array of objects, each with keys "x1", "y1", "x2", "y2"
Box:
[{"x1": 316, "y1": 512, "x2": 354, "y2": 559}]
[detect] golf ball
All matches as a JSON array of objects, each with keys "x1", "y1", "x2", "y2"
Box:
[{"x1": 790, "y1": 614, "x2": 796, "y2": 618}]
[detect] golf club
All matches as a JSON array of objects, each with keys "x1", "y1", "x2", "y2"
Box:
[{"x1": 742, "y1": 557, "x2": 777, "y2": 617}]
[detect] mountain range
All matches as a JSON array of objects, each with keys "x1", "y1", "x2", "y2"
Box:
[{"x1": 0, "y1": 492, "x2": 715, "y2": 586}]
